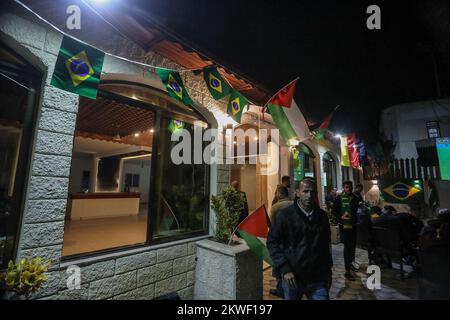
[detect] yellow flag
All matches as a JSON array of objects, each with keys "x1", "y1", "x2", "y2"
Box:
[{"x1": 340, "y1": 136, "x2": 350, "y2": 167}]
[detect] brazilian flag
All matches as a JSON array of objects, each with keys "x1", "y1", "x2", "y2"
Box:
[
  {"x1": 50, "y1": 36, "x2": 105, "y2": 99},
  {"x1": 379, "y1": 179, "x2": 424, "y2": 203},
  {"x1": 203, "y1": 67, "x2": 231, "y2": 100},
  {"x1": 155, "y1": 68, "x2": 193, "y2": 106},
  {"x1": 227, "y1": 89, "x2": 247, "y2": 123},
  {"x1": 168, "y1": 119, "x2": 185, "y2": 133}
]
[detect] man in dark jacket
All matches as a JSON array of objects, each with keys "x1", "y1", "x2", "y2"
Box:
[
  {"x1": 267, "y1": 178, "x2": 333, "y2": 300},
  {"x1": 333, "y1": 181, "x2": 360, "y2": 280}
]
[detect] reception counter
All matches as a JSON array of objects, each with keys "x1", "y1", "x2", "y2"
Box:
[{"x1": 68, "y1": 192, "x2": 140, "y2": 220}]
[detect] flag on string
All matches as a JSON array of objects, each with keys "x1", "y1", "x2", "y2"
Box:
[
  {"x1": 356, "y1": 138, "x2": 367, "y2": 167},
  {"x1": 227, "y1": 89, "x2": 248, "y2": 123},
  {"x1": 266, "y1": 79, "x2": 310, "y2": 145},
  {"x1": 50, "y1": 35, "x2": 105, "y2": 99},
  {"x1": 156, "y1": 68, "x2": 193, "y2": 106},
  {"x1": 340, "y1": 135, "x2": 350, "y2": 167},
  {"x1": 159, "y1": 196, "x2": 180, "y2": 232},
  {"x1": 203, "y1": 67, "x2": 231, "y2": 100},
  {"x1": 347, "y1": 133, "x2": 360, "y2": 168},
  {"x1": 168, "y1": 119, "x2": 185, "y2": 133},
  {"x1": 236, "y1": 205, "x2": 273, "y2": 265},
  {"x1": 314, "y1": 105, "x2": 339, "y2": 141}
]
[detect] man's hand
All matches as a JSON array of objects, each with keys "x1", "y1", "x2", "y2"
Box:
[{"x1": 283, "y1": 272, "x2": 297, "y2": 289}]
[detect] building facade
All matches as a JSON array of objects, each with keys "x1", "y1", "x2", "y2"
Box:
[{"x1": 0, "y1": 3, "x2": 353, "y2": 300}]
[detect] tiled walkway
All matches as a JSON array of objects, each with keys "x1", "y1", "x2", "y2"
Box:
[{"x1": 263, "y1": 243, "x2": 418, "y2": 300}]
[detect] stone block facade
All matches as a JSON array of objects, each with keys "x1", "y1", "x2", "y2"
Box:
[{"x1": 0, "y1": 10, "x2": 232, "y2": 300}]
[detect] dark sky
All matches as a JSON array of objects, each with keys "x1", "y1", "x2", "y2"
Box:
[{"x1": 138, "y1": 0, "x2": 448, "y2": 139}]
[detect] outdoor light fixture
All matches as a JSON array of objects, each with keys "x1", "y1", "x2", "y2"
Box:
[{"x1": 288, "y1": 138, "x2": 300, "y2": 146}]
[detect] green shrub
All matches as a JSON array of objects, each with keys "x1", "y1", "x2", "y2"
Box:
[
  {"x1": 211, "y1": 186, "x2": 246, "y2": 244},
  {"x1": 1, "y1": 258, "x2": 51, "y2": 298}
]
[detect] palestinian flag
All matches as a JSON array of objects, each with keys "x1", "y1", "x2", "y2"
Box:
[
  {"x1": 314, "y1": 113, "x2": 333, "y2": 141},
  {"x1": 347, "y1": 133, "x2": 360, "y2": 168},
  {"x1": 236, "y1": 205, "x2": 273, "y2": 265},
  {"x1": 203, "y1": 67, "x2": 231, "y2": 100},
  {"x1": 156, "y1": 68, "x2": 193, "y2": 106},
  {"x1": 158, "y1": 196, "x2": 180, "y2": 232},
  {"x1": 227, "y1": 89, "x2": 248, "y2": 123},
  {"x1": 50, "y1": 35, "x2": 105, "y2": 99},
  {"x1": 340, "y1": 135, "x2": 350, "y2": 167},
  {"x1": 266, "y1": 79, "x2": 310, "y2": 145}
]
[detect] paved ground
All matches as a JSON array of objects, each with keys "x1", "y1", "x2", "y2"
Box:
[{"x1": 263, "y1": 243, "x2": 418, "y2": 300}]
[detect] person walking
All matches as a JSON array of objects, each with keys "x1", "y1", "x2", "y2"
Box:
[
  {"x1": 333, "y1": 180, "x2": 359, "y2": 280},
  {"x1": 268, "y1": 185, "x2": 293, "y2": 298},
  {"x1": 267, "y1": 178, "x2": 333, "y2": 300},
  {"x1": 272, "y1": 175, "x2": 291, "y2": 205}
]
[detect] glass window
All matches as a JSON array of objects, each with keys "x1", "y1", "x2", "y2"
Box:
[
  {"x1": 0, "y1": 43, "x2": 41, "y2": 269},
  {"x1": 322, "y1": 152, "x2": 337, "y2": 196},
  {"x1": 152, "y1": 118, "x2": 209, "y2": 239},
  {"x1": 341, "y1": 166, "x2": 350, "y2": 182},
  {"x1": 63, "y1": 83, "x2": 209, "y2": 258}
]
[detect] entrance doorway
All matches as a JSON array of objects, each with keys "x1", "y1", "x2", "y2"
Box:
[{"x1": 0, "y1": 43, "x2": 41, "y2": 269}]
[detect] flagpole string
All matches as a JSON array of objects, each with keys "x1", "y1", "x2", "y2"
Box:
[
  {"x1": 13, "y1": 0, "x2": 264, "y2": 109},
  {"x1": 13, "y1": 0, "x2": 204, "y2": 73}
]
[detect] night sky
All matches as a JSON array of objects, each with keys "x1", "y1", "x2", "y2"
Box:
[{"x1": 138, "y1": 0, "x2": 449, "y2": 139}]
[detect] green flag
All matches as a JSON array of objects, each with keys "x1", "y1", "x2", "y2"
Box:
[
  {"x1": 203, "y1": 67, "x2": 231, "y2": 100},
  {"x1": 50, "y1": 36, "x2": 105, "y2": 99},
  {"x1": 168, "y1": 119, "x2": 185, "y2": 133},
  {"x1": 227, "y1": 90, "x2": 247, "y2": 123},
  {"x1": 155, "y1": 68, "x2": 193, "y2": 106}
]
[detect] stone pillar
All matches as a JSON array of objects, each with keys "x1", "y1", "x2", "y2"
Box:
[{"x1": 194, "y1": 239, "x2": 263, "y2": 300}]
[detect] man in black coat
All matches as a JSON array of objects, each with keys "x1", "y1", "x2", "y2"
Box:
[
  {"x1": 332, "y1": 181, "x2": 360, "y2": 280},
  {"x1": 267, "y1": 178, "x2": 333, "y2": 300}
]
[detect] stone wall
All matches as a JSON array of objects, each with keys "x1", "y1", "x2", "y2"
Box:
[
  {"x1": 34, "y1": 242, "x2": 197, "y2": 300},
  {"x1": 0, "y1": 10, "x2": 229, "y2": 299}
]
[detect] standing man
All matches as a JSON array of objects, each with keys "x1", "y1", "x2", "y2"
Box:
[
  {"x1": 333, "y1": 181, "x2": 359, "y2": 280},
  {"x1": 267, "y1": 178, "x2": 333, "y2": 300},
  {"x1": 272, "y1": 175, "x2": 291, "y2": 205},
  {"x1": 268, "y1": 185, "x2": 293, "y2": 298},
  {"x1": 353, "y1": 183, "x2": 364, "y2": 204},
  {"x1": 231, "y1": 181, "x2": 249, "y2": 226},
  {"x1": 325, "y1": 187, "x2": 338, "y2": 212}
]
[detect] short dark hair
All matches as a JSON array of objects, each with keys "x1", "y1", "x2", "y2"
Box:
[
  {"x1": 355, "y1": 183, "x2": 363, "y2": 189},
  {"x1": 300, "y1": 178, "x2": 316, "y2": 191},
  {"x1": 281, "y1": 175, "x2": 290, "y2": 183},
  {"x1": 276, "y1": 185, "x2": 289, "y2": 198},
  {"x1": 343, "y1": 180, "x2": 353, "y2": 188}
]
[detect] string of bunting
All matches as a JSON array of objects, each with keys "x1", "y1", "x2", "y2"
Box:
[{"x1": 14, "y1": 0, "x2": 252, "y2": 121}]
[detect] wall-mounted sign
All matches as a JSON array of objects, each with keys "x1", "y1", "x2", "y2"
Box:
[{"x1": 437, "y1": 137, "x2": 450, "y2": 180}]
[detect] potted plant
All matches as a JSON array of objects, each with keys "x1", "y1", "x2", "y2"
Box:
[
  {"x1": 210, "y1": 186, "x2": 245, "y2": 244},
  {"x1": 194, "y1": 186, "x2": 264, "y2": 300},
  {"x1": 0, "y1": 258, "x2": 51, "y2": 300}
]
